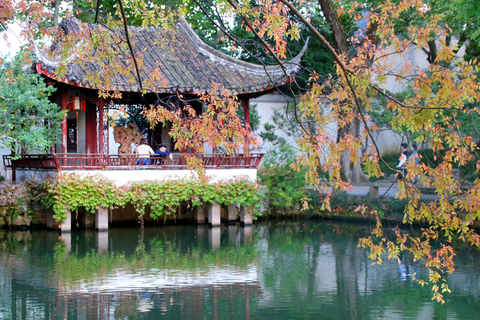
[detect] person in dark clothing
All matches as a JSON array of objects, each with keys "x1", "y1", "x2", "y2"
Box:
[
  {"x1": 409, "y1": 143, "x2": 419, "y2": 183},
  {"x1": 152, "y1": 144, "x2": 173, "y2": 164}
]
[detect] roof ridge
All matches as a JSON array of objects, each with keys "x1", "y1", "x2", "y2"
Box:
[{"x1": 176, "y1": 17, "x2": 307, "y2": 77}]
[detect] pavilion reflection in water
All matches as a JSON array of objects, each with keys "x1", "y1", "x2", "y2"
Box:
[{"x1": 4, "y1": 225, "x2": 258, "y2": 320}]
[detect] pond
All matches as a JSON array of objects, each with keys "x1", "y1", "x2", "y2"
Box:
[{"x1": 1, "y1": 221, "x2": 480, "y2": 319}]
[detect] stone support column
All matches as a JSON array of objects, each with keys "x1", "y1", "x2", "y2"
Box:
[
  {"x1": 239, "y1": 206, "x2": 253, "y2": 225},
  {"x1": 60, "y1": 209, "x2": 72, "y2": 233},
  {"x1": 227, "y1": 203, "x2": 237, "y2": 224},
  {"x1": 207, "y1": 202, "x2": 221, "y2": 226},
  {"x1": 96, "y1": 207, "x2": 109, "y2": 231}
]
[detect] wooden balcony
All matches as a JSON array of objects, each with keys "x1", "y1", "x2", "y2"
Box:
[{"x1": 3, "y1": 153, "x2": 264, "y2": 171}]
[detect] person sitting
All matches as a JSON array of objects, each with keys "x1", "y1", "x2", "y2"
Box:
[
  {"x1": 134, "y1": 138, "x2": 155, "y2": 165},
  {"x1": 409, "y1": 143, "x2": 419, "y2": 183},
  {"x1": 153, "y1": 144, "x2": 173, "y2": 164},
  {"x1": 396, "y1": 142, "x2": 409, "y2": 180},
  {"x1": 409, "y1": 143, "x2": 419, "y2": 165}
]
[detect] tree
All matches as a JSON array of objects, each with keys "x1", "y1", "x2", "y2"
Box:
[
  {"x1": 2, "y1": 0, "x2": 480, "y2": 303},
  {"x1": 218, "y1": 0, "x2": 479, "y2": 303},
  {"x1": 0, "y1": 52, "x2": 65, "y2": 154}
]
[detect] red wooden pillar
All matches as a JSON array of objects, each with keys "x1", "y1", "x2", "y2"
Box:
[
  {"x1": 61, "y1": 92, "x2": 69, "y2": 153},
  {"x1": 243, "y1": 98, "x2": 250, "y2": 154},
  {"x1": 98, "y1": 98, "x2": 104, "y2": 154},
  {"x1": 85, "y1": 102, "x2": 97, "y2": 154}
]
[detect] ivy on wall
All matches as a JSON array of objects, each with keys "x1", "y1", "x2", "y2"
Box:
[{"x1": 43, "y1": 174, "x2": 262, "y2": 222}]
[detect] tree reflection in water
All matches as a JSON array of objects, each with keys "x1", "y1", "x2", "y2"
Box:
[{"x1": 1, "y1": 222, "x2": 480, "y2": 319}]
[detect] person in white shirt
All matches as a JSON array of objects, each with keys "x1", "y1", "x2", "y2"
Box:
[
  {"x1": 134, "y1": 138, "x2": 155, "y2": 165},
  {"x1": 396, "y1": 143, "x2": 409, "y2": 180}
]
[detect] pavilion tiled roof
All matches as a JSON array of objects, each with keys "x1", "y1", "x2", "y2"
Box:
[{"x1": 35, "y1": 18, "x2": 308, "y2": 95}]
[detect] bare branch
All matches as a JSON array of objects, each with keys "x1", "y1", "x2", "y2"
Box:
[
  {"x1": 95, "y1": 0, "x2": 101, "y2": 23},
  {"x1": 371, "y1": 85, "x2": 455, "y2": 110},
  {"x1": 277, "y1": 0, "x2": 390, "y2": 172},
  {"x1": 117, "y1": 0, "x2": 143, "y2": 92}
]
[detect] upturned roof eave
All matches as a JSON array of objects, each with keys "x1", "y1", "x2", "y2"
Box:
[{"x1": 34, "y1": 18, "x2": 308, "y2": 95}]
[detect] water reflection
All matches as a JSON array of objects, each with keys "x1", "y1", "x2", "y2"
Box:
[{"x1": 1, "y1": 222, "x2": 480, "y2": 319}]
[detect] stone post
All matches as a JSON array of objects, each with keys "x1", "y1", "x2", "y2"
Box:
[
  {"x1": 96, "y1": 207, "x2": 109, "y2": 232},
  {"x1": 239, "y1": 206, "x2": 252, "y2": 225},
  {"x1": 227, "y1": 203, "x2": 237, "y2": 224},
  {"x1": 207, "y1": 202, "x2": 221, "y2": 226},
  {"x1": 60, "y1": 209, "x2": 72, "y2": 233},
  {"x1": 369, "y1": 184, "x2": 379, "y2": 197}
]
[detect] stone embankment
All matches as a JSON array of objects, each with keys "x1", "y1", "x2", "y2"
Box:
[{"x1": 0, "y1": 181, "x2": 32, "y2": 228}]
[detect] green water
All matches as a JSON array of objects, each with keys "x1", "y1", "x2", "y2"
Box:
[{"x1": 1, "y1": 221, "x2": 480, "y2": 319}]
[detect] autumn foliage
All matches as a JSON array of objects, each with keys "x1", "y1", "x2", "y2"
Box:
[{"x1": 2, "y1": 0, "x2": 480, "y2": 303}]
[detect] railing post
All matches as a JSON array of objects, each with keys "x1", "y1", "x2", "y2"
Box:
[
  {"x1": 11, "y1": 158, "x2": 16, "y2": 182},
  {"x1": 52, "y1": 154, "x2": 60, "y2": 169}
]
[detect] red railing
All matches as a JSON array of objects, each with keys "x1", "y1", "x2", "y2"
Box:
[
  {"x1": 3, "y1": 153, "x2": 264, "y2": 170},
  {"x1": 3, "y1": 154, "x2": 57, "y2": 170}
]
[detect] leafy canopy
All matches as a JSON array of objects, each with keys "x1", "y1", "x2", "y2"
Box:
[
  {"x1": 2, "y1": 0, "x2": 480, "y2": 304},
  {"x1": 0, "y1": 52, "x2": 65, "y2": 154}
]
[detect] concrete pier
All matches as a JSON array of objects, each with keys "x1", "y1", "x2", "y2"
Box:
[
  {"x1": 96, "y1": 207, "x2": 109, "y2": 231},
  {"x1": 60, "y1": 209, "x2": 72, "y2": 233},
  {"x1": 208, "y1": 202, "x2": 221, "y2": 226},
  {"x1": 240, "y1": 206, "x2": 253, "y2": 225},
  {"x1": 227, "y1": 203, "x2": 238, "y2": 224}
]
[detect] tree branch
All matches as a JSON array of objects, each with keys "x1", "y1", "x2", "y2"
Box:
[
  {"x1": 278, "y1": 0, "x2": 391, "y2": 172},
  {"x1": 117, "y1": 0, "x2": 143, "y2": 92}
]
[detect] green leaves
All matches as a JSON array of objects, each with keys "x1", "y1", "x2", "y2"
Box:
[
  {"x1": 44, "y1": 174, "x2": 262, "y2": 222},
  {"x1": 0, "y1": 53, "x2": 64, "y2": 154}
]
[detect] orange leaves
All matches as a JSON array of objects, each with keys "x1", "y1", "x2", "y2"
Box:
[{"x1": 143, "y1": 83, "x2": 257, "y2": 159}]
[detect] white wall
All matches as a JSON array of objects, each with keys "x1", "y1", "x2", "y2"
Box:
[
  {"x1": 14, "y1": 168, "x2": 258, "y2": 185},
  {"x1": 0, "y1": 147, "x2": 11, "y2": 179},
  {"x1": 251, "y1": 93, "x2": 297, "y2": 154}
]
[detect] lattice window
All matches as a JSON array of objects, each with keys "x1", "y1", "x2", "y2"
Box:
[{"x1": 96, "y1": 106, "x2": 109, "y2": 154}]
